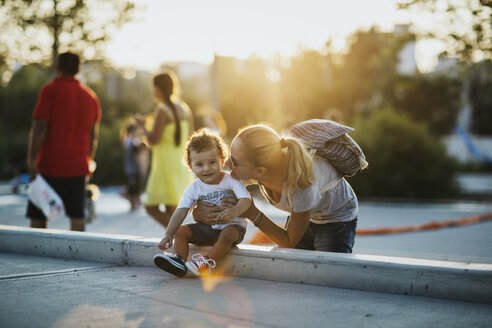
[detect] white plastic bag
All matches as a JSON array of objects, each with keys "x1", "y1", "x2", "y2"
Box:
[{"x1": 28, "y1": 175, "x2": 65, "y2": 220}]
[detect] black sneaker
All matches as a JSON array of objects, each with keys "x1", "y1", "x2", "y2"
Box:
[{"x1": 153, "y1": 253, "x2": 187, "y2": 277}]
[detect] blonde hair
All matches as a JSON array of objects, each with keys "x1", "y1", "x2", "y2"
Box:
[
  {"x1": 184, "y1": 128, "x2": 229, "y2": 169},
  {"x1": 236, "y1": 124, "x2": 314, "y2": 207}
]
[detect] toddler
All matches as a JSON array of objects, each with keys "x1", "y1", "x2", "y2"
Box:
[{"x1": 153, "y1": 128, "x2": 251, "y2": 277}]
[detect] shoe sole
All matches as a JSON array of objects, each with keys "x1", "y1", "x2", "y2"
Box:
[{"x1": 153, "y1": 254, "x2": 187, "y2": 277}]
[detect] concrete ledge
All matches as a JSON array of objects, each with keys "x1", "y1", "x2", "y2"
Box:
[{"x1": 1, "y1": 225, "x2": 491, "y2": 304}]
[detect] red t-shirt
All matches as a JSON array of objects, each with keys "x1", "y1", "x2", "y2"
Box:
[{"x1": 33, "y1": 76, "x2": 101, "y2": 177}]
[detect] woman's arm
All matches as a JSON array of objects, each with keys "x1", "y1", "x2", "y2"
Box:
[{"x1": 243, "y1": 202, "x2": 311, "y2": 248}]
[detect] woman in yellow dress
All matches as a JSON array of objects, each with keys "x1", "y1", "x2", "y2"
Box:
[{"x1": 136, "y1": 72, "x2": 194, "y2": 228}]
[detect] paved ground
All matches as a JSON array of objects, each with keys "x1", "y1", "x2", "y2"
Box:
[
  {"x1": 2, "y1": 182, "x2": 492, "y2": 327},
  {"x1": 1, "y1": 252, "x2": 491, "y2": 328}
]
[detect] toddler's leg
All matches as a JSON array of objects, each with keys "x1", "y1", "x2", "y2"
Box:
[
  {"x1": 174, "y1": 225, "x2": 195, "y2": 260},
  {"x1": 206, "y1": 225, "x2": 240, "y2": 261}
]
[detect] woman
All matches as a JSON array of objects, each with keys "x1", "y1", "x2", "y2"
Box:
[
  {"x1": 194, "y1": 124, "x2": 358, "y2": 253},
  {"x1": 136, "y1": 72, "x2": 194, "y2": 228}
]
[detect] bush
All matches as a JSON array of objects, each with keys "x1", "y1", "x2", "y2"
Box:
[
  {"x1": 348, "y1": 109, "x2": 459, "y2": 198},
  {"x1": 91, "y1": 123, "x2": 126, "y2": 186}
]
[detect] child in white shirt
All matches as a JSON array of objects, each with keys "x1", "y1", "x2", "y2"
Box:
[{"x1": 153, "y1": 128, "x2": 251, "y2": 277}]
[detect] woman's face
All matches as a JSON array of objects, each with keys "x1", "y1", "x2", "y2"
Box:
[{"x1": 226, "y1": 137, "x2": 257, "y2": 181}]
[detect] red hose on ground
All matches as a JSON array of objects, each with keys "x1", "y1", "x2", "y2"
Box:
[
  {"x1": 247, "y1": 212, "x2": 492, "y2": 245},
  {"x1": 356, "y1": 212, "x2": 492, "y2": 236}
]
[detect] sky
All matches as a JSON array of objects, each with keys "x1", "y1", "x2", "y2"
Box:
[{"x1": 105, "y1": 0, "x2": 445, "y2": 72}]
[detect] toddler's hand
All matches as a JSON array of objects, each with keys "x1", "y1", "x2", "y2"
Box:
[
  {"x1": 158, "y1": 236, "x2": 172, "y2": 250},
  {"x1": 217, "y1": 208, "x2": 234, "y2": 222}
]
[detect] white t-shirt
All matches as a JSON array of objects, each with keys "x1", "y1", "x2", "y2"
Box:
[
  {"x1": 260, "y1": 158, "x2": 358, "y2": 224},
  {"x1": 178, "y1": 171, "x2": 250, "y2": 229}
]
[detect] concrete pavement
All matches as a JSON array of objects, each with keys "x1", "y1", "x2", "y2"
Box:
[
  {"x1": 1, "y1": 184, "x2": 492, "y2": 327},
  {"x1": 1, "y1": 252, "x2": 492, "y2": 328},
  {"x1": 1, "y1": 225, "x2": 492, "y2": 303}
]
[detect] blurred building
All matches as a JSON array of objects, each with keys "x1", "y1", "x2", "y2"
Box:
[{"x1": 439, "y1": 59, "x2": 492, "y2": 165}]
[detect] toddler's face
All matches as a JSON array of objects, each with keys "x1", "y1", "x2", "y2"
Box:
[{"x1": 190, "y1": 147, "x2": 224, "y2": 184}]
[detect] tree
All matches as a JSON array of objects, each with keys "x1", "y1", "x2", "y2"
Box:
[
  {"x1": 383, "y1": 74, "x2": 462, "y2": 135},
  {"x1": 468, "y1": 60, "x2": 492, "y2": 135},
  {"x1": 280, "y1": 50, "x2": 331, "y2": 122},
  {"x1": 350, "y1": 108, "x2": 458, "y2": 198},
  {"x1": 0, "y1": 0, "x2": 136, "y2": 83},
  {"x1": 398, "y1": 0, "x2": 492, "y2": 62},
  {"x1": 327, "y1": 27, "x2": 406, "y2": 119},
  {"x1": 0, "y1": 64, "x2": 50, "y2": 176}
]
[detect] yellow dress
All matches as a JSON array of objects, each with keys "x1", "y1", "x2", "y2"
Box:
[{"x1": 145, "y1": 106, "x2": 193, "y2": 206}]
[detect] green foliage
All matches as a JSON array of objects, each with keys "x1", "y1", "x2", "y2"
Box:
[
  {"x1": 0, "y1": 65, "x2": 50, "y2": 175},
  {"x1": 384, "y1": 74, "x2": 462, "y2": 135},
  {"x1": 216, "y1": 56, "x2": 279, "y2": 137},
  {"x1": 0, "y1": 0, "x2": 136, "y2": 81},
  {"x1": 83, "y1": 66, "x2": 154, "y2": 125},
  {"x1": 398, "y1": 0, "x2": 492, "y2": 62},
  {"x1": 349, "y1": 109, "x2": 459, "y2": 198},
  {"x1": 469, "y1": 60, "x2": 492, "y2": 135},
  {"x1": 91, "y1": 123, "x2": 126, "y2": 186},
  {"x1": 327, "y1": 28, "x2": 406, "y2": 118},
  {"x1": 280, "y1": 50, "x2": 331, "y2": 121}
]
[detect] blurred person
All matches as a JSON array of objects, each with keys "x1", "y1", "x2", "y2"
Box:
[
  {"x1": 193, "y1": 124, "x2": 359, "y2": 253},
  {"x1": 26, "y1": 52, "x2": 101, "y2": 231},
  {"x1": 121, "y1": 122, "x2": 147, "y2": 211},
  {"x1": 135, "y1": 72, "x2": 194, "y2": 228},
  {"x1": 153, "y1": 128, "x2": 250, "y2": 277}
]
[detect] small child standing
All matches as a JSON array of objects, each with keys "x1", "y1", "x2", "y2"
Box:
[
  {"x1": 153, "y1": 128, "x2": 251, "y2": 277},
  {"x1": 122, "y1": 123, "x2": 146, "y2": 211}
]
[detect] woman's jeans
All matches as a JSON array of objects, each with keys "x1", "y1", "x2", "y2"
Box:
[{"x1": 290, "y1": 218, "x2": 358, "y2": 253}]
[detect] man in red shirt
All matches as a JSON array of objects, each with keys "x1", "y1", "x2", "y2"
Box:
[{"x1": 26, "y1": 52, "x2": 101, "y2": 231}]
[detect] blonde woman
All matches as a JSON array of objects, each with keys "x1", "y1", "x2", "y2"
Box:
[
  {"x1": 194, "y1": 124, "x2": 358, "y2": 253},
  {"x1": 136, "y1": 72, "x2": 194, "y2": 228}
]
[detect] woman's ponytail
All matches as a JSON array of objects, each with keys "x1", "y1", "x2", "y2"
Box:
[
  {"x1": 165, "y1": 97, "x2": 181, "y2": 146},
  {"x1": 282, "y1": 137, "x2": 314, "y2": 206},
  {"x1": 153, "y1": 72, "x2": 182, "y2": 146}
]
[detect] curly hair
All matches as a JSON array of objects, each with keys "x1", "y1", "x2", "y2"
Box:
[{"x1": 184, "y1": 128, "x2": 229, "y2": 169}]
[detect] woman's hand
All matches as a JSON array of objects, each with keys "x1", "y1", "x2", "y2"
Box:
[
  {"x1": 221, "y1": 195, "x2": 239, "y2": 208},
  {"x1": 192, "y1": 201, "x2": 227, "y2": 225},
  {"x1": 217, "y1": 207, "x2": 237, "y2": 222},
  {"x1": 133, "y1": 114, "x2": 146, "y2": 126}
]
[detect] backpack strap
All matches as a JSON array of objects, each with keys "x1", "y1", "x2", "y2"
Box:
[{"x1": 319, "y1": 177, "x2": 343, "y2": 194}]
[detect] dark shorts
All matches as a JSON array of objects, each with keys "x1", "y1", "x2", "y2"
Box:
[
  {"x1": 187, "y1": 222, "x2": 246, "y2": 247},
  {"x1": 288, "y1": 217, "x2": 358, "y2": 253},
  {"x1": 26, "y1": 176, "x2": 86, "y2": 220}
]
